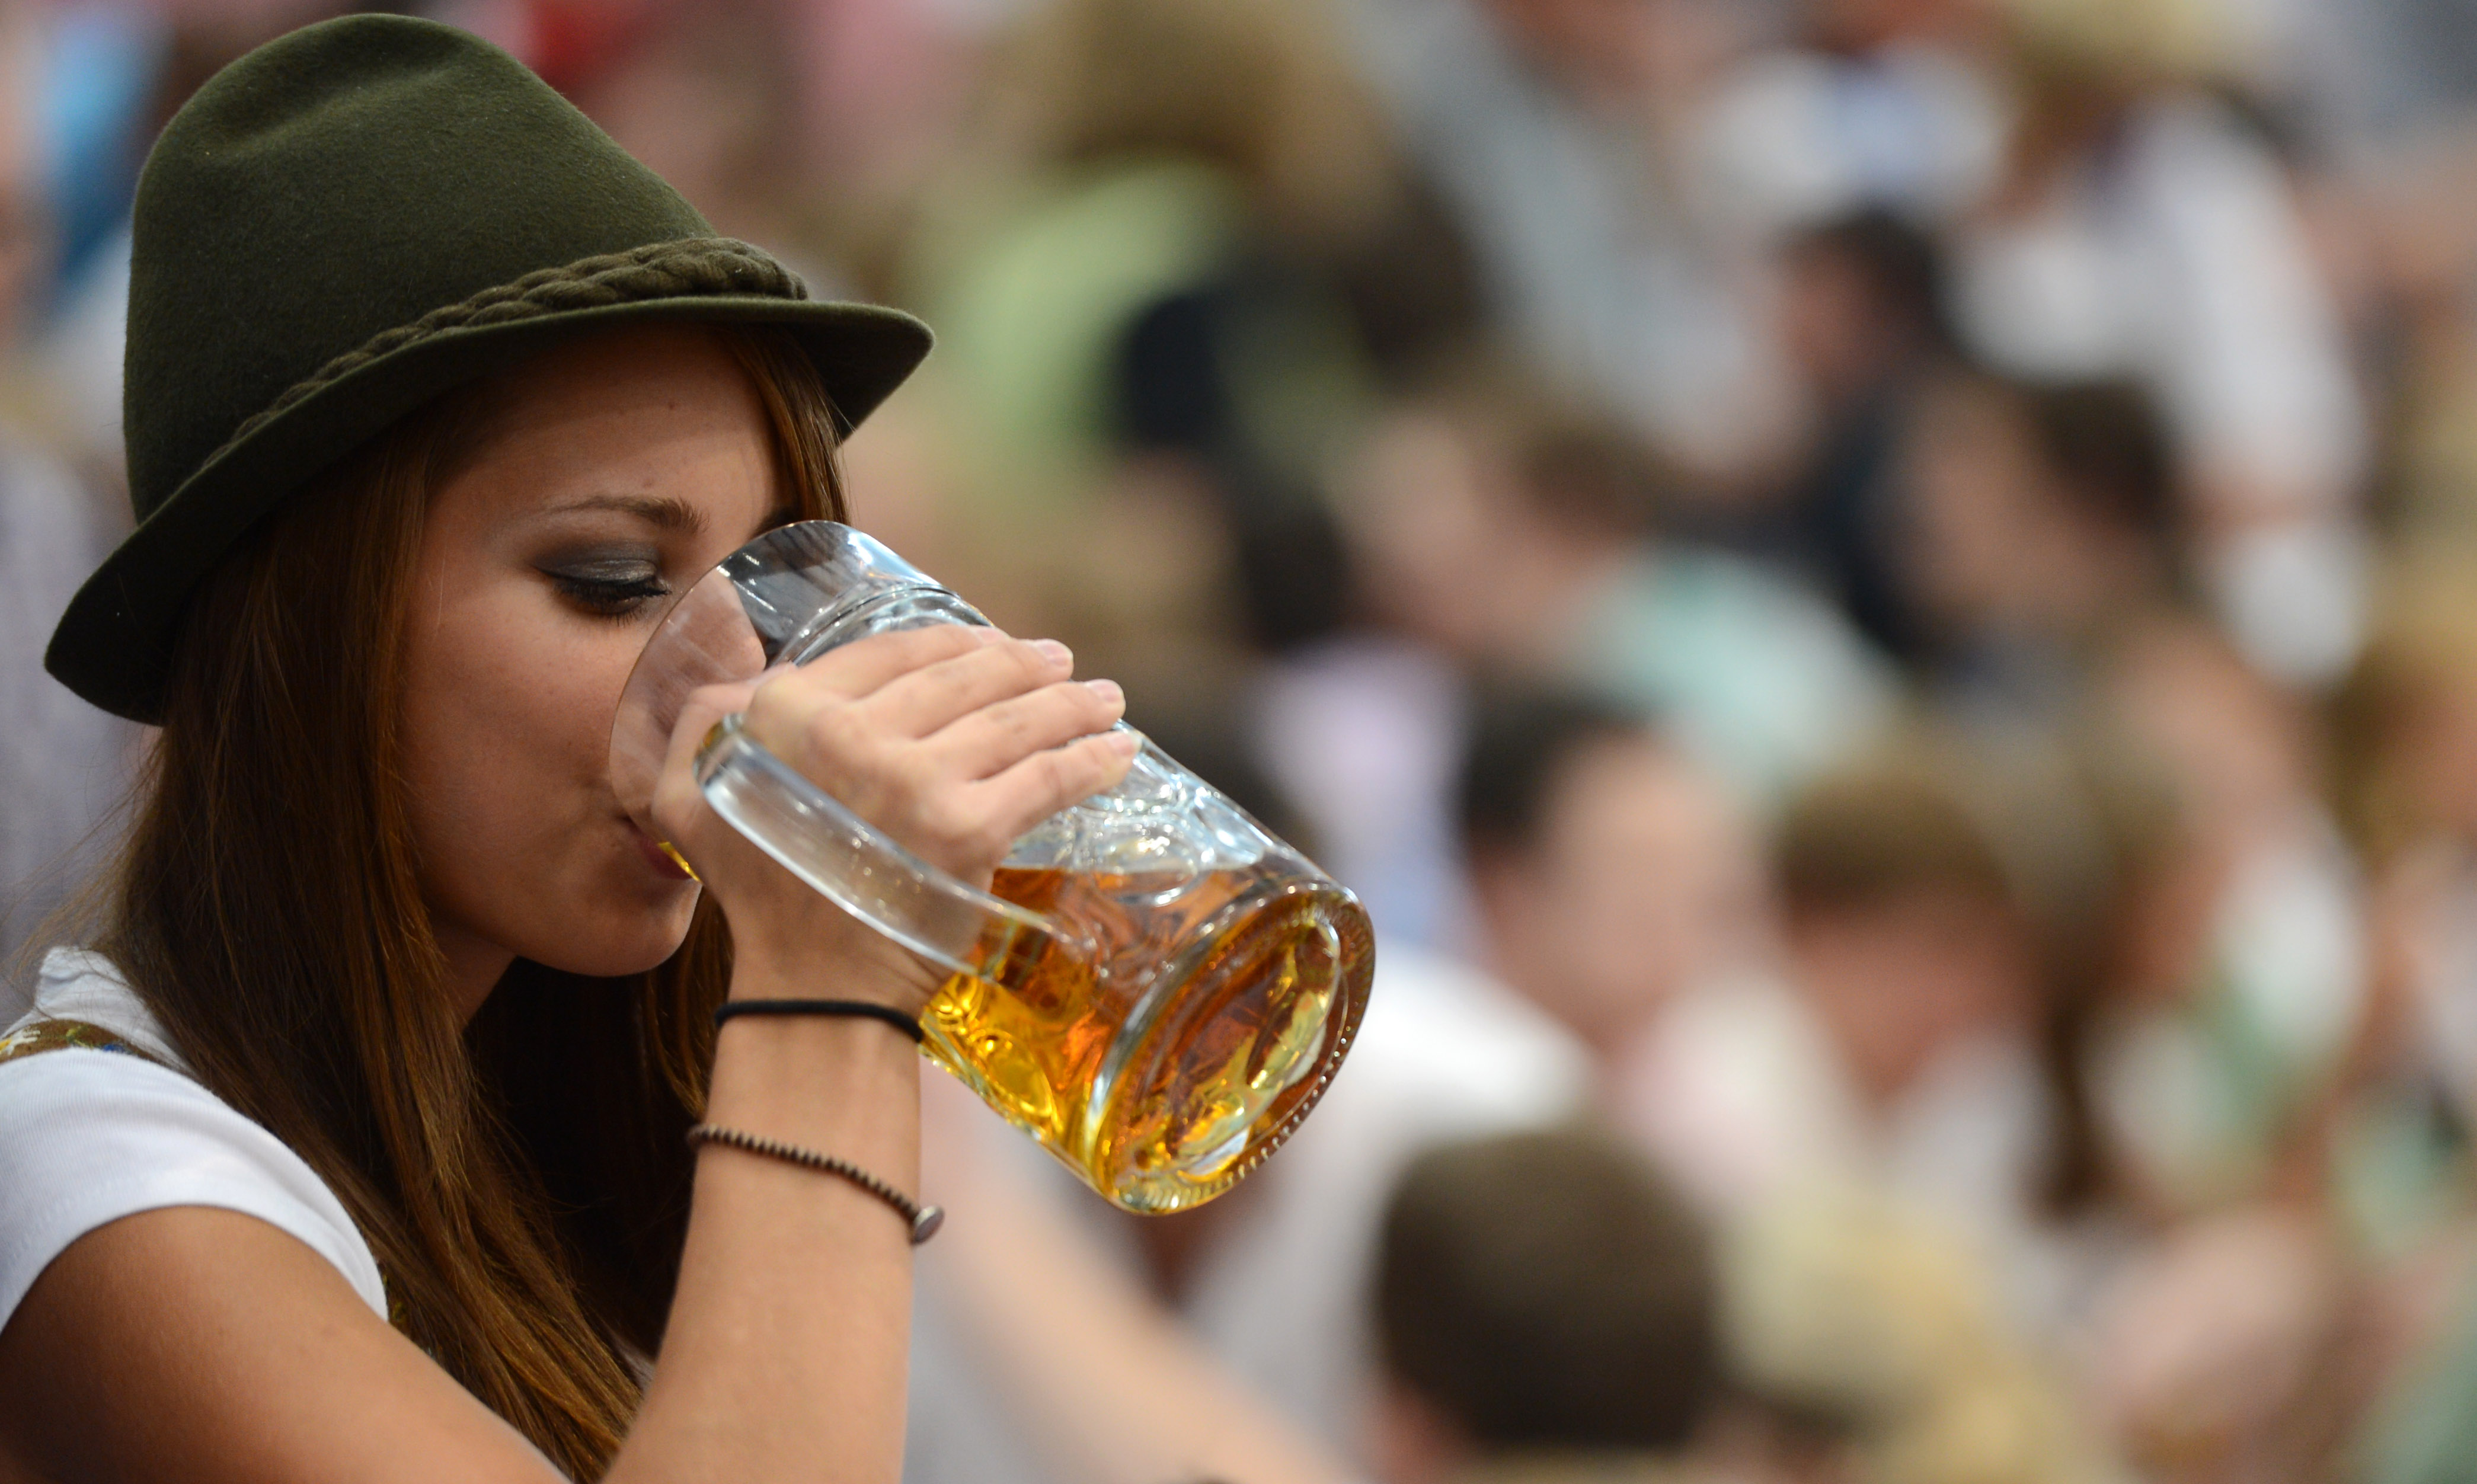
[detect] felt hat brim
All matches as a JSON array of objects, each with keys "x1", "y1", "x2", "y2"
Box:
[{"x1": 49, "y1": 290, "x2": 931, "y2": 724}]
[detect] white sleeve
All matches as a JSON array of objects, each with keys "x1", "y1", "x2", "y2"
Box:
[{"x1": 0, "y1": 1050, "x2": 391, "y2": 1328}]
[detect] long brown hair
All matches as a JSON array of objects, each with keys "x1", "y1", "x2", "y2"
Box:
[{"x1": 98, "y1": 326, "x2": 844, "y2": 1479}]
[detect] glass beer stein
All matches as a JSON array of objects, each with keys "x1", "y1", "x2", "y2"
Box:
[{"x1": 609, "y1": 522, "x2": 1374, "y2": 1213}]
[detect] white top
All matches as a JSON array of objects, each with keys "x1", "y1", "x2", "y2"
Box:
[{"x1": 0, "y1": 949, "x2": 388, "y2": 1328}]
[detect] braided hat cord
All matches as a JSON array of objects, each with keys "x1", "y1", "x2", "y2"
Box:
[{"x1": 206, "y1": 237, "x2": 806, "y2": 467}]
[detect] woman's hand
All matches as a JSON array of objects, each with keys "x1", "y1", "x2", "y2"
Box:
[{"x1": 648, "y1": 625, "x2": 1133, "y2": 1006}]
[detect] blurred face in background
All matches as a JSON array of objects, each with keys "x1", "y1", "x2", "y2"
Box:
[
  {"x1": 1341, "y1": 407, "x2": 1522, "y2": 657},
  {"x1": 1341, "y1": 402, "x2": 1647, "y2": 670},
  {"x1": 1901, "y1": 376, "x2": 2046, "y2": 635},
  {"x1": 1787, "y1": 885, "x2": 2038, "y2": 1107},
  {"x1": 1898, "y1": 375, "x2": 2153, "y2": 645},
  {"x1": 1472, "y1": 734, "x2": 1769, "y2": 1055}
]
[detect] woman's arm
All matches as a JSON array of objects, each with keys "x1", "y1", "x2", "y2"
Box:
[
  {"x1": 616, "y1": 625, "x2": 1132, "y2": 1482},
  {"x1": 0, "y1": 1207, "x2": 562, "y2": 1481},
  {"x1": 0, "y1": 626, "x2": 1130, "y2": 1484}
]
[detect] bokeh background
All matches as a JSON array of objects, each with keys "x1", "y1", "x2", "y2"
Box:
[{"x1": 14, "y1": 1, "x2": 2477, "y2": 1480}]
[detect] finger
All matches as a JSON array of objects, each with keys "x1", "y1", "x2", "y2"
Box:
[
  {"x1": 925, "y1": 677, "x2": 1125, "y2": 781},
  {"x1": 861, "y1": 637, "x2": 1076, "y2": 740},
  {"x1": 960, "y1": 729, "x2": 1142, "y2": 846},
  {"x1": 788, "y1": 623, "x2": 1008, "y2": 702}
]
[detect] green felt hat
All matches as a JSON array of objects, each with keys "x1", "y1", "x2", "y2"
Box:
[{"x1": 46, "y1": 13, "x2": 933, "y2": 722}]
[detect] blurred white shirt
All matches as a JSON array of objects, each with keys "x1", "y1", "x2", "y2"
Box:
[
  {"x1": 1951, "y1": 93, "x2": 2367, "y2": 514},
  {"x1": 1172, "y1": 944, "x2": 1587, "y2": 1452},
  {"x1": 903, "y1": 944, "x2": 1585, "y2": 1482}
]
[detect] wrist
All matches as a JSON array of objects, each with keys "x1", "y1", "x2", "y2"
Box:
[
  {"x1": 723, "y1": 914, "x2": 940, "y2": 1016},
  {"x1": 706, "y1": 1012, "x2": 923, "y2": 1136},
  {"x1": 714, "y1": 998, "x2": 925, "y2": 1043}
]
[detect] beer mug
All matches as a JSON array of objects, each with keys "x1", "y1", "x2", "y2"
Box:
[{"x1": 610, "y1": 522, "x2": 1374, "y2": 1213}]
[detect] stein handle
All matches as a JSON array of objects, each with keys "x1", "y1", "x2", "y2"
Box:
[{"x1": 691, "y1": 712, "x2": 1067, "y2": 983}]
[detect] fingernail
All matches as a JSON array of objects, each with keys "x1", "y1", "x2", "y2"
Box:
[
  {"x1": 1031, "y1": 638, "x2": 1072, "y2": 669},
  {"x1": 1084, "y1": 678, "x2": 1123, "y2": 705},
  {"x1": 1105, "y1": 728, "x2": 1140, "y2": 757}
]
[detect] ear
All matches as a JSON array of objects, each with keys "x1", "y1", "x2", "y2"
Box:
[{"x1": 1365, "y1": 1377, "x2": 1474, "y2": 1484}]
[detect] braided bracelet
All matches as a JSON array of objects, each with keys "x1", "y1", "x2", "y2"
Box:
[
  {"x1": 713, "y1": 997, "x2": 925, "y2": 1042},
  {"x1": 686, "y1": 1124, "x2": 945, "y2": 1245}
]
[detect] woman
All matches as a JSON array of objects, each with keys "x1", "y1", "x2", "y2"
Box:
[{"x1": 0, "y1": 16, "x2": 1137, "y2": 1481}]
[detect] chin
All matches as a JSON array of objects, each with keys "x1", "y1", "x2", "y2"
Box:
[{"x1": 531, "y1": 894, "x2": 701, "y2": 979}]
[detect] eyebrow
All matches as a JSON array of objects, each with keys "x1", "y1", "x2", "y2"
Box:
[{"x1": 539, "y1": 494, "x2": 708, "y2": 534}]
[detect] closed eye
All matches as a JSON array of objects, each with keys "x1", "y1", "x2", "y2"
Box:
[{"x1": 542, "y1": 556, "x2": 670, "y2": 618}]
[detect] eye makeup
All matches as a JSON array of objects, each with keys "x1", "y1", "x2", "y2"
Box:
[{"x1": 538, "y1": 549, "x2": 671, "y2": 619}]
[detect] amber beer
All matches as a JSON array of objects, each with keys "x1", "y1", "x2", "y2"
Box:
[{"x1": 919, "y1": 859, "x2": 1373, "y2": 1213}]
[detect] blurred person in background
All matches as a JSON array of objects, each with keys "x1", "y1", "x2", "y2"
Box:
[
  {"x1": 1451, "y1": 686, "x2": 1856, "y2": 1222},
  {"x1": 1947, "y1": 0, "x2": 2373, "y2": 687},
  {"x1": 1270, "y1": 354, "x2": 1897, "y2": 956},
  {"x1": 1734, "y1": 207, "x2": 1958, "y2": 661},
  {"x1": 2357, "y1": 132, "x2": 2477, "y2": 566},
  {"x1": 905, "y1": 693, "x2": 1583, "y2": 1484},
  {"x1": 1370, "y1": 1126, "x2": 1845, "y2": 1484},
  {"x1": 1337, "y1": 363, "x2": 1896, "y2": 817},
  {"x1": 2332, "y1": 570, "x2": 2477, "y2": 1163},
  {"x1": 0, "y1": 0, "x2": 133, "y2": 1013},
  {"x1": 1761, "y1": 737, "x2": 2168, "y2": 1484},
  {"x1": 1694, "y1": 0, "x2": 2006, "y2": 247},
  {"x1": 907, "y1": 1073, "x2": 1367, "y2": 1484},
  {"x1": 1722, "y1": 1179, "x2": 2105, "y2": 1484},
  {"x1": 1772, "y1": 740, "x2": 2127, "y2": 1304},
  {"x1": 914, "y1": 683, "x2": 1791, "y2": 1480},
  {"x1": 2091, "y1": 618, "x2": 2368, "y2": 1218},
  {"x1": 1458, "y1": 690, "x2": 1770, "y2": 1072},
  {"x1": 2067, "y1": 619, "x2": 2378, "y2": 1480},
  {"x1": 899, "y1": 0, "x2": 1404, "y2": 661},
  {"x1": 2325, "y1": 572, "x2": 2477, "y2": 1435},
  {"x1": 1893, "y1": 370, "x2": 2182, "y2": 717},
  {"x1": 1326, "y1": 0, "x2": 1794, "y2": 474},
  {"x1": 1773, "y1": 724, "x2": 2374, "y2": 1479}
]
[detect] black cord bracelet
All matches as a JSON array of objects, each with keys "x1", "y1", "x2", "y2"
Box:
[
  {"x1": 713, "y1": 997, "x2": 925, "y2": 1043},
  {"x1": 686, "y1": 1124, "x2": 945, "y2": 1245}
]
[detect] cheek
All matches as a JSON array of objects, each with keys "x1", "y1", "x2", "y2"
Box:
[
  {"x1": 404, "y1": 586, "x2": 636, "y2": 835},
  {"x1": 399, "y1": 575, "x2": 684, "y2": 966}
]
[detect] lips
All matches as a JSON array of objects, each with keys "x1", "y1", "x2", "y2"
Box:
[{"x1": 629, "y1": 823, "x2": 696, "y2": 881}]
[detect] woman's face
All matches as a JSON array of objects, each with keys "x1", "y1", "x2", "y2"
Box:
[{"x1": 400, "y1": 325, "x2": 782, "y2": 999}]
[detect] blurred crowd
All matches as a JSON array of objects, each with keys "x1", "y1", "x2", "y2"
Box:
[{"x1": 11, "y1": 0, "x2": 2477, "y2": 1480}]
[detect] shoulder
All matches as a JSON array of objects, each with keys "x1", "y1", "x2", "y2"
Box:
[
  {"x1": 18, "y1": 948, "x2": 184, "y2": 1065},
  {"x1": 0, "y1": 953, "x2": 389, "y2": 1331}
]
